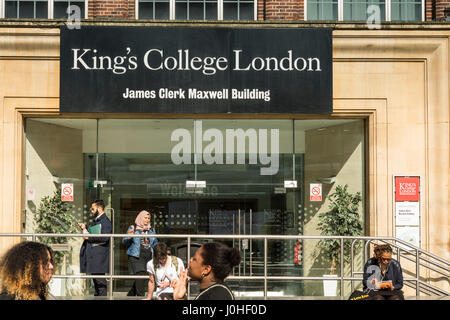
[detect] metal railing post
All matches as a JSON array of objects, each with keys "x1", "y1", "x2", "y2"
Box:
[
  {"x1": 416, "y1": 248, "x2": 420, "y2": 296},
  {"x1": 264, "y1": 237, "x2": 268, "y2": 300},
  {"x1": 250, "y1": 209, "x2": 253, "y2": 277},
  {"x1": 187, "y1": 236, "x2": 191, "y2": 300},
  {"x1": 109, "y1": 234, "x2": 114, "y2": 299},
  {"x1": 350, "y1": 239, "x2": 357, "y2": 293},
  {"x1": 340, "y1": 238, "x2": 344, "y2": 297},
  {"x1": 238, "y1": 209, "x2": 241, "y2": 276}
]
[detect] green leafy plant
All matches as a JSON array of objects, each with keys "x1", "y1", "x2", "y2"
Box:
[
  {"x1": 35, "y1": 190, "x2": 77, "y2": 269},
  {"x1": 316, "y1": 184, "x2": 363, "y2": 275}
]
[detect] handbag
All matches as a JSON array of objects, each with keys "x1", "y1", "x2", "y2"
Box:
[{"x1": 348, "y1": 289, "x2": 371, "y2": 300}]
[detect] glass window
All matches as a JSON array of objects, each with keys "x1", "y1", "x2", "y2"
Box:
[
  {"x1": 223, "y1": 0, "x2": 255, "y2": 20},
  {"x1": 307, "y1": 0, "x2": 338, "y2": 20},
  {"x1": 139, "y1": 0, "x2": 170, "y2": 19},
  {"x1": 343, "y1": 0, "x2": 385, "y2": 21},
  {"x1": 139, "y1": 0, "x2": 255, "y2": 20},
  {"x1": 390, "y1": 0, "x2": 422, "y2": 21},
  {"x1": 175, "y1": 0, "x2": 217, "y2": 20},
  {"x1": 5, "y1": 0, "x2": 18, "y2": 17},
  {"x1": 24, "y1": 117, "x2": 365, "y2": 297},
  {"x1": 307, "y1": 0, "x2": 422, "y2": 21},
  {"x1": 5, "y1": 0, "x2": 48, "y2": 18},
  {"x1": 53, "y1": 0, "x2": 85, "y2": 19}
]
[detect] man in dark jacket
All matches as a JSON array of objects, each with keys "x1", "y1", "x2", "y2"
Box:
[{"x1": 79, "y1": 199, "x2": 112, "y2": 296}]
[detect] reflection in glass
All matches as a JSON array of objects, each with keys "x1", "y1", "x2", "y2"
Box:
[
  {"x1": 5, "y1": 0, "x2": 49, "y2": 18},
  {"x1": 53, "y1": 1, "x2": 85, "y2": 19},
  {"x1": 390, "y1": 0, "x2": 421, "y2": 21},
  {"x1": 21, "y1": 2, "x2": 35, "y2": 18},
  {"x1": 139, "y1": 0, "x2": 170, "y2": 19},
  {"x1": 343, "y1": 0, "x2": 386, "y2": 21},
  {"x1": 307, "y1": 0, "x2": 338, "y2": 20},
  {"x1": 5, "y1": 1, "x2": 18, "y2": 18},
  {"x1": 223, "y1": 0, "x2": 254, "y2": 20}
]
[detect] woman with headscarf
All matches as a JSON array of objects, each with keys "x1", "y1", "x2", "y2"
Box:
[{"x1": 122, "y1": 210, "x2": 158, "y2": 296}]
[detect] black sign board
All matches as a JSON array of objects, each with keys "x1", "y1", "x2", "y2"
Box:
[{"x1": 60, "y1": 27, "x2": 332, "y2": 114}]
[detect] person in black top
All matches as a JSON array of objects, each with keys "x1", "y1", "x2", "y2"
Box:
[
  {"x1": 0, "y1": 241, "x2": 54, "y2": 300},
  {"x1": 171, "y1": 242, "x2": 241, "y2": 300},
  {"x1": 363, "y1": 244, "x2": 404, "y2": 300},
  {"x1": 78, "y1": 199, "x2": 112, "y2": 296}
]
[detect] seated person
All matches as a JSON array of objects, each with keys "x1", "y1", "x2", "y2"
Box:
[
  {"x1": 363, "y1": 244, "x2": 404, "y2": 300},
  {"x1": 144, "y1": 242, "x2": 184, "y2": 300}
]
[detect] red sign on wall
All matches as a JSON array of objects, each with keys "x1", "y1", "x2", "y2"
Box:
[
  {"x1": 395, "y1": 177, "x2": 420, "y2": 202},
  {"x1": 61, "y1": 183, "x2": 74, "y2": 202}
]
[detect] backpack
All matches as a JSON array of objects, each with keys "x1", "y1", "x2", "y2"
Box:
[{"x1": 154, "y1": 255, "x2": 179, "y2": 273}]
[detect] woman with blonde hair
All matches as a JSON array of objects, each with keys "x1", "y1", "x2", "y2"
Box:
[
  {"x1": 122, "y1": 210, "x2": 158, "y2": 296},
  {"x1": 0, "y1": 241, "x2": 54, "y2": 300}
]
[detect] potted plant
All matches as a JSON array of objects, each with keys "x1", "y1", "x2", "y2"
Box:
[
  {"x1": 35, "y1": 190, "x2": 77, "y2": 296},
  {"x1": 316, "y1": 184, "x2": 363, "y2": 296}
]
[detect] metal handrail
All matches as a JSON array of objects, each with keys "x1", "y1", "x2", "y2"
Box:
[
  {"x1": 1, "y1": 233, "x2": 448, "y2": 299},
  {"x1": 363, "y1": 239, "x2": 450, "y2": 268},
  {"x1": 350, "y1": 238, "x2": 449, "y2": 296}
]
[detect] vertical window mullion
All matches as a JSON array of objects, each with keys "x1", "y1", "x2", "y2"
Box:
[
  {"x1": 338, "y1": 0, "x2": 343, "y2": 21},
  {"x1": 421, "y1": 0, "x2": 424, "y2": 21},
  {"x1": 135, "y1": 0, "x2": 138, "y2": 19},
  {"x1": 49, "y1": 0, "x2": 53, "y2": 19},
  {"x1": 386, "y1": 0, "x2": 390, "y2": 21},
  {"x1": 304, "y1": 0, "x2": 307, "y2": 21},
  {"x1": 216, "y1": 0, "x2": 218, "y2": 20}
]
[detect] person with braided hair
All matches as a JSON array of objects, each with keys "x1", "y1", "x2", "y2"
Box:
[
  {"x1": 170, "y1": 242, "x2": 241, "y2": 300},
  {"x1": 0, "y1": 241, "x2": 54, "y2": 300},
  {"x1": 363, "y1": 244, "x2": 404, "y2": 300}
]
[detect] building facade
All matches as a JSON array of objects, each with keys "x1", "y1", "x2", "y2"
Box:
[{"x1": 0, "y1": 1, "x2": 449, "y2": 297}]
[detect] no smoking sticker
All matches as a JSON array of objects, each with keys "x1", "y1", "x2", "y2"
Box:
[
  {"x1": 310, "y1": 183, "x2": 322, "y2": 201},
  {"x1": 61, "y1": 183, "x2": 74, "y2": 202}
]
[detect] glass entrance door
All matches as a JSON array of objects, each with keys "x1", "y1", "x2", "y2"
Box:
[{"x1": 95, "y1": 119, "x2": 303, "y2": 294}]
